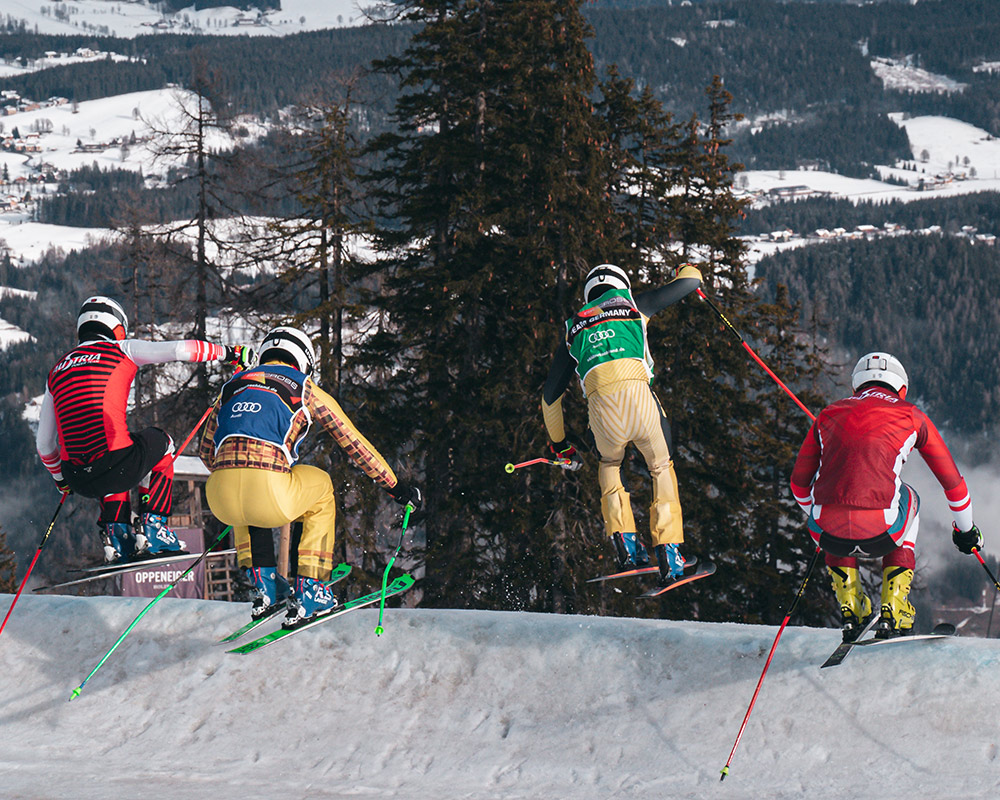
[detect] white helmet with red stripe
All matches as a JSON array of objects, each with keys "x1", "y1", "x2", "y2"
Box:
[
  {"x1": 852, "y1": 352, "x2": 908, "y2": 394},
  {"x1": 77, "y1": 296, "x2": 128, "y2": 342}
]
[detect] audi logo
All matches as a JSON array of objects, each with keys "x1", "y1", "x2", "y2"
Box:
[
  {"x1": 588, "y1": 329, "x2": 616, "y2": 344},
  {"x1": 231, "y1": 401, "x2": 262, "y2": 413}
]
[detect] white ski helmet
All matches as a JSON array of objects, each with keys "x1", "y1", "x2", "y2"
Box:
[
  {"x1": 584, "y1": 263, "x2": 631, "y2": 302},
  {"x1": 259, "y1": 326, "x2": 315, "y2": 375},
  {"x1": 77, "y1": 296, "x2": 128, "y2": 342},
  {"x1": 851, "y1": 352, "x2": 908, "y2": 394}
]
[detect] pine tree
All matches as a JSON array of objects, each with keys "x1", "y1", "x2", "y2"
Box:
[{"x1": 361, "y1": 0, "x2": 627, "y2": 612}]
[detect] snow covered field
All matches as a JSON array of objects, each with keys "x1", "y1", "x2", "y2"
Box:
[
  {"x1": 2, "y1": 88, "x2": 249, "y2": 181},
  {"x1": 2, "y1": 591, "x2": 1000, "y2": 800},
  {"x1": 0, "y1": 0, "x2": 389, "y2": 38},
  {"x1": 743, "y1": 116, "x2": 1000, "y2": 205}
]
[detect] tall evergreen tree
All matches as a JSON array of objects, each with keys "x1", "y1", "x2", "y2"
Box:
[{"x1": 361, "y1": 0, "x2": 626, "y2": 611}]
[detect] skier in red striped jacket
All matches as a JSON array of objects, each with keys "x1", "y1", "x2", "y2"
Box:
[
  {"x1": 790, "y1": 352, "x2": 981, "y2": 641},
  {"x1": 35, "y1": 296, "x2": 254, "y2": 564}
]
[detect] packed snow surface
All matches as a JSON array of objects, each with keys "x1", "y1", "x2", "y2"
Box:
[{"x1": 2, "y1": 591, "x2": 1000, "y2": 799}]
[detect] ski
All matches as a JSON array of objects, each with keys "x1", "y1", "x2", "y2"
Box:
[
  {"x1": 820, "y1": 611, "x2": 882, "y2": 668},
  {"x1": 33, "y1": 549, "x2": 237, "y2": 593},
  {"x1": 822, "y1": 621, "x2": 955, "y2": 669},
  {"x1": 587, "y1": 555, "x2": 699, "y2": 584},
  {"x1": 586, "y1": 565, "x2": 660, "y2": 583},
  {"x1": 216, "y1": 562, "x2": 353, "y2": 644},
  {"x1": 227, "y1": 574, "x2": 416, "y2": 655},
  {"x1": 851, "y1": 622, "x2": 957, "y2": 651},
  {"x1": 636, "y1": 561, "x2": 716, "y2": 599}
]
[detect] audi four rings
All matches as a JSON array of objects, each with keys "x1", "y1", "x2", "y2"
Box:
[
  {"x1": 588, "y1": 329, "x2": 616, "y2": 343},
  {"x1": 231, "y1": 402, "x2": 262, "y2": 413}
]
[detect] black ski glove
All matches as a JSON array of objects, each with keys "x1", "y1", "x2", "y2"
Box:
[
  {"x1": 548, "y1": 440, "x2": 582, "y2": 471},
  {"x1": 55, "y1": 477, "x2": 71, "y2": 496},
  {"x1": 952, "y1": 523, "x2": 983, "y2": 555},
  {"x1": 387, "y1": 481, "x2": 423, "y2": 512}
]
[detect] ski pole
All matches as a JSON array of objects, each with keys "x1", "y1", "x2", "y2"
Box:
[
  {"x1": 375, "y1": 503, "x2": 413, "y2": 636},
  {"x1": 504, "y1": 457, "x2": 574, "y2": 473},
  {"x1": 141, "y1": 406, "x2": 213, "y2": 506},
  {"x1": 172, "y1": 405, "x2": 214, "y2": 461},
  {"x1": 973, "y1": 548, "x2": 1000, "y2": 593},
  {"x1": 0, "y1": 493, "x2": 68, "y2": 643},
  {"x1": 697, "y1": 288, "x2": 816, "y2": 422},
  {"x1": 69, "y1": 525, "x2": 232, "y2": 701},
  {"x1": 720, "y1": 545, "x2": 822, "y2": 781}
]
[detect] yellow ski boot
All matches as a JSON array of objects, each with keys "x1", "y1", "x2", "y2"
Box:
[
  {"x1": 876, "y1": 566, "x2": 915, "y2": 639},
  {"x1": 828, "y1": 565, "x2": 873, "y2": 642}
]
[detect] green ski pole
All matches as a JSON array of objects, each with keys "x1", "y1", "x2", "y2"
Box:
[
  {"x1": 69, "y1": 525, "x2": 232, "y2": 701},
  {"x1": 374, "y1": 503, "x2": 413, "y2": 637}
]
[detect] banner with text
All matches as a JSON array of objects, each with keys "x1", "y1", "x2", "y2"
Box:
[{"x1": 116, "y1": 528, "x2": 205, "y2": 599}]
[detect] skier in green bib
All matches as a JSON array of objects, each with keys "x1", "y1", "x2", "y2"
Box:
[{"x1": 542, "y1": 263, "x2": 702, "y2": 585}]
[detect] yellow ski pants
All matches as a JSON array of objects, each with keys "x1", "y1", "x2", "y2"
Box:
[
  {"x1": 205, "y1": 465, "x2": 336, "y2": 581},
  {"x1": 588, "y1": 379, "x2": 683, "y2": 547}
]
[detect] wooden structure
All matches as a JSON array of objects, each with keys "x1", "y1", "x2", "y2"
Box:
[{"x1": 171, "y1": 455, "x2": 240, "y2": 601}]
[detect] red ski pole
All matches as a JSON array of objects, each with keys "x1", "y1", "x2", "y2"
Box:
[
  {"x1": 0, "y1": 493, "x2": 68, "y2": 643},
  {"x1": 173, "y1": 405, "x2": 213, "y2": 461},
  {"x1": 720, "y1": 545, "x2": 823, "y2": 780},
  {"x1": 697, "y1": 288, "x2": 816, "y2": 422},
  {"x1": 504, "y1": 457, "x2": 575, "y2": 473},
  {"x1": 973, "y1": 548, "x2": 1000, "y2": 593}
]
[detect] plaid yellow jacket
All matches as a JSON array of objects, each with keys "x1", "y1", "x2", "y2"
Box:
[{"x1": 199, "y1": 363, "x2": 397, "y2": 490}]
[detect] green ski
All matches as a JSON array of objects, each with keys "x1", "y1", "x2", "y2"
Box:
[
  {"x1": 227, "y1": 574, "x2": 415, "y2": 655},
  {"x1": 217, "y1": 562, "x2": 353, "y2": 644}
]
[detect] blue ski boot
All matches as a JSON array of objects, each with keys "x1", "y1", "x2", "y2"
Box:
[
  {"x1": 244, "y1": 567, "x2": 292, "y2": 620},
  {"x1": 284, "y1": 576, "x2": 338, "y2": 629},
  {"x1": 101, "y1": 521, "x2": 138, "y2": 564},
  {"x1": 139, "y1": 512, "x2": 187, "y2": 557},
  {"x1": 655, "y1": 543, "x2": 688, "y2": 585},
  {"x1": 612, "y1": 532, "x2": 650, "y2": 569}
]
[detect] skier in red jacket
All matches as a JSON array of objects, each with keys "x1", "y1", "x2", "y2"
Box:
[
  {"x1": 790, "y1": 352, "x2": 981, "y2": 640},
  {"x1": 35, "y1": 296, "x2": 254, "y2": 564}
]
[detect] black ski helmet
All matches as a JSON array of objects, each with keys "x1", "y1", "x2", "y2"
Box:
[{"x1": 77, "y1": 296, "x2": 128, "y2": 342}]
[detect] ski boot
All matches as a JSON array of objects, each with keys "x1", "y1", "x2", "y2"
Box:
[
  {"x1": 828, "y1": 565, "x2": 873, "y2": 642},
  {"x1": 611, "y1": 532, "x2": 650, "y2": 570},
  {"x1": 138, "y1": 512, "x2": 187, "y2": 557},
  {"x1": 244, "y1": 566, "x2": 292, "y2": 620},
  {"x1": 875, "y1": 566, "x2": 915, "y2": 639},
  {"x1": 101, "y1": 521, "x2": 138, "y2": 564},
  {"x1": 654, "y1": 543, "x2": 691, "y2": 586},
  {"x1": 284, "y1": 576, "x2": 339, "y2": 629}
]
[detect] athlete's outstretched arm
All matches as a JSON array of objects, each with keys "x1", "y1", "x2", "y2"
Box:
[{"x1": 634, "y1": 264, "x2": 702, "y2": 317}]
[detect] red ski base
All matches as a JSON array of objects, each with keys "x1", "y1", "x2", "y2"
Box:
[{"x1": 637, "y1": 561, "x2": 716, "y2": 598}]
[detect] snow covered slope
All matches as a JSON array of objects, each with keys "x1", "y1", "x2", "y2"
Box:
[
  {"x1": 1, "y1": 0, "x2": 389, "y2": 38},
  {"x1": 2, "y1": 592, "x2": 999, "y2": 799}
]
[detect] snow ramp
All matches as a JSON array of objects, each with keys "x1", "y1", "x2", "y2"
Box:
[{"x1": 2, "y1": 592, "x2": 1000, "y2": 800}]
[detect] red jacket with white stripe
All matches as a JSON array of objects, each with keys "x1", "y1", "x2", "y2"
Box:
[
  {"x1": 36, "y1": 338, "x2": 225, "y2": 480},
  {"x1": 790, "y1": 387, "x2": 972, "y2": 534}
]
